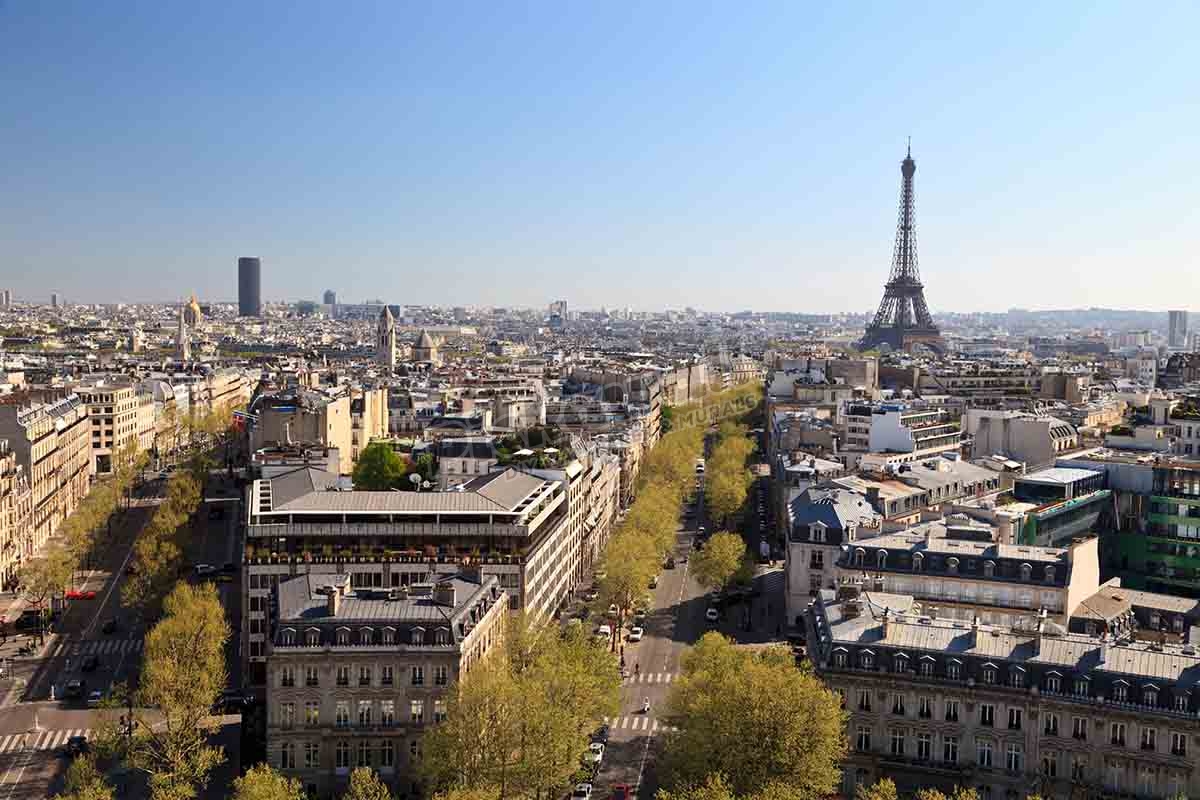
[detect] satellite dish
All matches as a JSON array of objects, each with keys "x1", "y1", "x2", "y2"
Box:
[{"x1": 409, "y1": 473, "x2": 421, "y2": 490}]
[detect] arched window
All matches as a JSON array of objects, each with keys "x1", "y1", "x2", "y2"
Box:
[
  {"x1": 1020, "y1": 563, "x2": 1033, "y2": 582},
  {"x1": 947, "y1": 557, "x2": 959, "y2": 574},
  {"x1": 860, "y1": 650, "x2": 874, "y2": 669},
  {"x1": 854, "y1": 548, "x2": 866, "y2": 567},
  {"x1": 1044, "y1": 566, "x2": 1056, "y2": 583},
  {"x1": 877, "y1": 551, "x2": 888, "y2": 569},
  {"x1": 912, "y1": 554, "x2": 924, "y2": 572},
  {"x1": 411, "y1": 627, "x2": 425, "y2": 646},
  {"x1": 983, "y1": 561, "x2": 996, "y2": 578}
]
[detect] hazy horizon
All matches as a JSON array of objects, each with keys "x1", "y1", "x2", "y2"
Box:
[{"x1": 3, "y1": 3, "x2": 1199, "y2": 312}]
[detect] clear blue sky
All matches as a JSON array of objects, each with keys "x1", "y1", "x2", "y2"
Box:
[{"x1": 2, "y1": 1, "x2": 1198, "y2": 312}]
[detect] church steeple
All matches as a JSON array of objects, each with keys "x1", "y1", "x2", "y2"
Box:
[{"x1": 376, "y1": 306, "x2": 396, "y2": 369}]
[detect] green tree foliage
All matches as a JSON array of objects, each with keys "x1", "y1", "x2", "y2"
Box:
[
  {"x1": 422, "y1": 614, "x2": 620, "y2": 800},
  {"x1": 232, "y1": 764, "x2": 306, "y2": 800},
  {"x1": 342, "y1": 768, "x2": 394, "y2": 800},
  {"x1": 598, "y1": 532, "x2": 659, "y2": 642},
  {"x1": 913, "y1": 789, "x2": 980, "y2": 800},
  {"x1": 857, "y1": 779, "x2": 899, "y2": 800},
  {"x1": 690, "y1": 532, "x2": 746, "y2": 593},
  {"x1": 121, "y1": 582, "x2": 230, "y2": 799},
  {"x1": 353, "y1": 441, "x2": 409, "y2": 490},
  {"x1": 657, "y1": 773, "x2": 736, "y2": 800},
  {"x1": 704, "y1": 432, "x2": 755, "y2": 528},
  {"x1": 54, "y1": 754, "x2": 115, "y2": 800},
  {"x1": 660, "y1": 633, "x2": 846, "y2": 798},
  {"x1": 122, "y1": 468, "x2": 204, "y2": 616}
]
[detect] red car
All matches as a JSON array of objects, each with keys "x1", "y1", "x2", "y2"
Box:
[{"x1": 65, "y1": 590, "x2": 97, "y2": 600}]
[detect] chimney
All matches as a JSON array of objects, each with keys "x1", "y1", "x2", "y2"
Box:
[
  {"x1": 326, "y1": 585, "x2": 341, "y2": 616},
  {"x1": 1098, "y1": 634, "x2": 1108, "y2": 666},
  {"x1": 971, "y1": 614, "x2": 980, "y2": 647},
  {"x1": 881, "y1": 608, "x2": 891, "y2": 639},
  {"x1": 434, "y1": 580, "x2": 457, "y2": 609},
  {"x1": 284, "y1": 421, "x2": 292, "y2": 446}
]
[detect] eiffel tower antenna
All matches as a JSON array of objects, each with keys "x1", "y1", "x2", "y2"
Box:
[{"x1": 859, "y1": 144, "x2": 944, "y2": 354}]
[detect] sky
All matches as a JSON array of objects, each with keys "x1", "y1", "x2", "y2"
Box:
[{"x1": 2, "y1": 1, "x2": 1198, "y2": 313}]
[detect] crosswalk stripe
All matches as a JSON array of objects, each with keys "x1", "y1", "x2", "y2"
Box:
[
  {"x1": 0, "y1": 735, "x2": 16, "y2": 753},
  {"x1": 651, "y1": 719, "x2": 659, "y2": 731},
  {"x1": 618, "y1": 717, "x2": 629, "y2": 729},
  {"x1": 664, "y1": 673, "x2": 673, "y2": 683}
]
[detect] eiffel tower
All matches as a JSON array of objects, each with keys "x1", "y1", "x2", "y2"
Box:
[{"x1": 860, "y1": 144, "x2": 945, "y2": 354}]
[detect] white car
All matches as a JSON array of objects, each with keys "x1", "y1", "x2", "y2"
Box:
[
  {"x1": 583, "y1": 590, "x2": 599, "y2": 601},
  {"x1": 627, "y1": 627, "x2": 644, "y2": 642},
  {"x1": 596, "y1": 624, "x2": 613, "y2": 638},
  {"x1": 588, "y1": 742, "x2": 605, "y2": 764},
  {"x1": 573, "y1": 784, "x2": 593, "y2": 800},
  {"x1": 705, "y1": 607, "x2": 719, "y2": 623},
  {"x1": 607, "y1": 603, "x2": 619, "y2": 617},
  {"x1": 194, "y1": 564, "x2": 218, "y2": 577}
]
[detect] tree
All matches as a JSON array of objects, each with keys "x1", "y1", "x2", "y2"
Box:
[
  {"x1": 18, "y1": 549, "x2": 74, "y2": 642},
  {"x1": 857, "y1": 779, "x2": 899, "y2": 800},
  {"x1": 342, "y1": 767, "x2": 394, "y2": 800},
  {"x1": 690, "y1": 532, "x2": 746, "y2": 593},
  {"x1": 232, "y1": 764, "x2": 306, "y2": 800},
  {"x1": 353, "y1": 441, "x2": 408, "y2": 490},
  {"x1": 598, "y1": 533, "x2": 658, "y2": 646},
  {"x1": 912, "y1": 790, "x2": 980, "y2": 800},
  {"x1": 121, "y1": 582, "x2": 229, "y2": 799},
  {"x1": 656, "y1": 773, "x2": 736, "y2": 800},
  {"x1": 660, "y1": 633, "x2": 846, "y2": 798},
  {"x1": 54, "y1": 754, "x2": 114, "y2": 800}
]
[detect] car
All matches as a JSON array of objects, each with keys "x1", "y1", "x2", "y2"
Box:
[
  {"x1": 632, "y1": 610, "x2": 647, "y2": 625},
  {"x1": 64, "y1": 589, "x2": 97, "y2": 600},
  {"x1": 573, "y1": 783, "x2": 593, "y2": 800},
  {"x1": 596, "y1": 624, "x2": 612, "y2": 639},
  {"x1": 587, "y1": 741, "x2": 605, "y2": 765},
  {"x1": 705, "y1": 607, "x2": 720, "y2": 623},
  {"x1": 64, "y1": 679, "x2": 85, "y2": 700},
  {"x1": 215, "y1": 690, "x2": 251, "y2": 714},
  {"x1": 101, "y1": 618, "x2": 118, "y2": 635},
  {"x1": 697, "y1": 526, "x2": 706, "y2": 536},
  {"x1": 64, "y1": 735, "x2": 89, "y2": 757},
  {"x1": 594, "y1": 570, "x2": 607, "y2": 581},
  {"x1": 611, "y1": 785, "x2": 633, "y2": 800},
  {"x1": 81, "y1": 655, "x2": 100, "y2": 673},
  {"x1": 648, "y1": 575, "x2": 658, "y2": 589},
  {"x1": 664, "y1": 556, "x2": 676, "y2": 569},
  {"x1": 627, "y1": 627, "x2": 644, "y2": 642},
  {"x1": 582, "y1": 590, "x2": 599, "y2": 602},
  {"x1": 607, "y1": 603, "x2": 619, "y2": 617},
  {"x1": 194, "y1": 564, "x2": 218, "y2": 577},
  {"x1": 86, "y1": 690, "x2": 104, "y2": 708},
  {"x1": 592, "y1": 724, "x2": 610, "y2": 744}
]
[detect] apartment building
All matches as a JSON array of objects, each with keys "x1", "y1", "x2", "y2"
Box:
[
  {"x1": 0, "y1": 393, "x2": 91, "y2": 553},
  {"x1": 349, "y1": 387, "x2": 389, "y2": 464},
  {"x1": 251, "y1": 389, "x2": 354, "y2": 475},
  {"x1": 76, "y1": 379, "x2": 140, "y2": 474},
  {"x1": 841, "y1": 402, "x2": 962, "y2": 468},
  {"x1": 964, "y1": 410, "x2": 1079, "y2": 467},
  {"x1": 435, "y1": 437, "x2": 499, "y2": 489},
  {"x1": 243, "y1": 466, "x2": 569, "y2": 685},
  {"x1": 831, "y1": 525, "x2": 1100, "y2": 627},
  {"x1": 265, "y1": 571, "x2": 507, "y2": 798},
  {"x1": 0, "y1": 442, "x2": 33, "y2": 588},
  {"x1": 807, "y1": 587, "x2": 1200, "y2": 799}
]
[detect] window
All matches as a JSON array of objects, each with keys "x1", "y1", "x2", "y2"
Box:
[
  {"x1": 1019, "y1": 563, "x2": 1032, "y2": 581},
  {"x1": 359, "y1": 666, "x2": 372, "y2": 687},
  {"x1": 305, "y1": 666, "x2": 319, "y2": 687},
  {"x1": 410, "y1": 740, "x2": 420, "y2": 760},
  {"x1": 1144, "y1": 687, "x2": 1158, "y2": 706},
  {"x1": 877, "y1": 551, "x2": 887, "y2": 569},
  {"x1": 947, "y1": 661, "x2": 961, "y2": 680},
  {"x1": 894, "y1": 655, "x2": 908, "y2": 673},
  {"x1": 892, "y1": 693, "x2": 906, "y2": 715},
  {"x1": 1072, "y1": 716, "x2": 1087, "y2": 741},
  {"x1": 304, "y1": 741, "x2": 319, "y2": 769},
  {"x1": 280, "y1": 702, "x2": 295, "y2": 730},
  {"x1": 1071, "y1": 756, "x2": 1086, "y2": 781},
  {"x1": 983, "y1": 561, "x2": 995, "y2": 578},
  {"x1": 809, "y1": 551, "x2": 824, "y2": 569},
  {"x1": 811, "y1": 524, "x2": 825, "y2": 543},
  {"x1": 412, "y1": 666, "x2": 425, "y2": 686},
  {"x1": 336, "y1": 666, "x2": 350, "y2": 687},
  {"x1": 1171, "y1": 731, "x2": 1187, "y2": 757},
  {"x1": 305, "y1": 701, "x2": 320, "y2": 727},
  {"x1": 982, "y1": 666, "x2": 997, "y2": 685},
  {"x1": 834, "y1": 651, "x2": 847, "y2": 668},
  {"x1": 280, "y1": 666, "x2": 295, "y2": 688},
  {"x1": 854, "y1": 548, "x2": 866, "y2": 567},
  {"x1": 919, "y1": 659, "x2": 934, "y2": 677},
  {"x1": 1073, "y1": 678, "x2": 1089, "y2": 697},
  {"x1": 945, "y1": 700, "x2": 959, "y2": 722},
  {"x1": 359, "y1": 627, "x2": 373, "y2": 646},
  {"x1": 1045, "y1": 674, "x2": 1060, "y2": 694},
  {"x1": 412, "y1": 628, "x2": 424, "y2": 646},
  {"x1": 1138, "y1": 767, "x2": 1157, "y2": 797},
  {"x1": 1113, "y1": 683, "x2": 1128, "y2": 703},
  {"x1": 381, "y1": 665, "x2": 394, "y2": 686},
  {"x1": 890, "y1": 728, "x2": 905, "y2": 756},
  {"x1": 857, "y1": 690, "x2": 871, "y2": 712},
  {"x1": 856, "y1": 726, "x2": 871, "y2": 752},
  {"x1": 1175, "y1": 695, "x2": 1189, "y2": 712},
  {"x1": 336, "y1": 628, "x2": 350, "y2": 646},
  {"x1": 860, "y1": 651, "x2": 874, "y2": 669},
  {"x1": 335, "y1": 701, "x2": 350, "y2": 728},
  {"x1": 280, "y1": 628, "x2": 296, "y2": 646},
  {"x1": 306, "y1": 628, "x2": 320, "y2": 646},
  {"x1": 1044, "y1": 712, "x2": 1058, "y2": 736},
  {"x1": 1141, "y1": 727, "x2": 1157, "y2": 751},
  {"x1": 1007, "y1": 708, "x2": 1022, "y2": 730},
  {"x1": 435, "y1": 699, "x2": 447, "y2": 722},
  {"x1": 280, "y1": 741, "x2": 296, "y2": 769},
  {"x1": 979, "y1": 704, "x2": 994, "y2": 727},
  {"x1": 1044, "y1": 566, "x2": 1056, "y2": 583},
  {"x1": 912, "y1": 553, "x2": 923, "y2": 572},
  {"x1": 1005, "y1": 744, "x2": 1023, "y2": 773},
  {"x1": 411, "y1": 699, "x2": 425, "y2": 724},
  {"x1": 943, "y1": 735, "x2": 958, "y2": 764},
  {"x1": 435, "y1": 665, "x2": 449, "y2": 686},
  {"x1": 976, "y1": 739, "x2": 993, "y2": 768},
  {"x1": 380, "y1": 740, "x2": 395, "y2": 768},
  {"x1": 917, "y1": 732, "x2": 932, "y2": 761},
  {"x1": 918, "y1": 696, "x2": 933, "y2": 719},
  {"x1": 357, "y1": 740, "x2": 371, "y2": 768},
  {"x1": 1008, "y1": 669, "x2": 1024, "y2": 688},
  {"x1": 382, "y1": 627, "x2": 396, "y2": 645},
  {"x1": 358, "y1": 700, "x2": 372, "y2": 727},
  {"x1": 336, "y1": 741, "x2": 351, "y2": 769},
  {"x1": 1041, "y1": 751, "x2": 1058, "y2": 778},
  {"x1": 1111, "y1": 722, "x2": 1126, "y2": 746},
  {"x1": 381, "y1": 700, "x2": 395, "y2": 727}
]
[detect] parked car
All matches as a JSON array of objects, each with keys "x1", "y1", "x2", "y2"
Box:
[
  {"x1": 664, "y1": 556, "x2": 676, "y2": 569},
  {"x1": 592, "y1": 724, "x2": 610, "y2": 744},
  {"x1": 573, "y1": 784, "x2": 593, "y2": 800},
  {"x1": 596, "y1": 624, "x2": 612, "y2": 639},
  {"x1": 64, "y1": 735, "x2": 89, "y2": 757},
  {"x1": 607, "y1": 604, "x2": 619, "y2": 617},
  {"x1": 81, "y1": 655, "x2": 100, "y2": 673},
  {"x1": 86, "y1": 690, "x2": 104, "y2": 708},
  {"x1": 582, "y1": 590, "x2": 599, "y2": 602},
  {"x1": 194, "y1": 564, "x2": 218, "y2": 577},
  {"x1": 648, "y1": 575, "x2": 658, "y2": 589},
  {"x1": 611, "y1": 785, "x2": 633, "y2": 800},
  {"x1": 633, "y1": 610, "x2": 647, "y2": 625},
  {"x1": 64, "y1": 679, "x2": 85, "y2": 700},
  {"x1": 587, "y1": 742, "x2": 605, "y2": 766},
  {"x1": 627, "y1": 627, "x2": 644, "y2": 643}
]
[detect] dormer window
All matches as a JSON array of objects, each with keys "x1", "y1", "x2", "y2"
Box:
[
  {"x1": 359, "y1": 627, "x2": 373, "y2": 646},
  {"x1": 305, "y1": 628, "x2": 321, "y2": 647},
  {"x1": 846, "y1": 523, "x2": 857, "y2": 543},
  {"x1": 983, "y1": 561, "x2": 996, "y2": 578},
  {"x1": 1008, "y1": 667, "x2": 1025, "y2": 688},
  {"x1": 280, "y1": 628, "x2": 296, "y2": 646},
  {"x1": 894, "y1": 654, "x2": 909, "y2": 673},
  {"x1": 1074, "y1": 678, "x2": 1090, "y2": 697},
  {"x1": 335, "y1": 627, "x2": 351, "y2": 646},
  {"x1": 860, "y1": 650, "x2": 874, "y2": 669},
  {"x1": 810, "y1": 523, "x2": 826, "y2": 544},
  {"x1": 1019, "y1": 563, "x2": 1033, "y2": 582},
  {"x1": 982, "y1": 665, "x2": 997, "y2": 685},
  {"x1": 382, "y1": 627, "x2": 396, "y2": 646},
  {"x1": 435, "y1": 628, "x2": 450, "y2": 646},
  {"x1": 1044, "y1": 566, "x2": 1056, "y2": 583},
  {"x1": 833, "y1": 648, "x2": 847, "y2": 668},
  {"x1": 947, "y1": 660, "x2": 961, "y2": 680},
  {"x1": 919, "y1": 658, "x2": 934, "y2": 677},
  {"x1": 1046, "y1": 673, "x2": 1061, "y2": 694},
  {"x1": 1113, "y1": 682, "x2": 1128, "y2": 703},
  {"x1": 912, "y1": 554, "x2": 923, "y2": 573},
  {"x1": 854, "y1": 548, "x2": 866, "y2": 567},
  {"x1": 947, "y1": 557, "x2": 959, "y2": 574},
  {"x1": 1144, "y1": 687, "x2": 1158, "y2": 706},
  {"x1": 412, "y1": 627, "x2": 425, "y2": 646},
  {"x1": 877, "y1": 551, "x2": 888, "y2": 569}
]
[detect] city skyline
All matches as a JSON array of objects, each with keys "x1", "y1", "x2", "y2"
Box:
[{"x1": 3, "y1": 3, "x2": 1199, "y2": 311}]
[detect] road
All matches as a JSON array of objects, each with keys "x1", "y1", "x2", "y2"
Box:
[{"x1": 0, "y1": 467, "x2": 244, "y2": 799}]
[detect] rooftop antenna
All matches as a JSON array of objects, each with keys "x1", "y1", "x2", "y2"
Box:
[{"x1": 906, "y1": 136, "x2": 911, "y2": 157}]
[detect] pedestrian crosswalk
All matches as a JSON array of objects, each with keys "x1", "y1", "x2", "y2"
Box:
[
  {"x1": 0, "y1": 729, "x2": 90, "y2": 754},
  {"x1": 623, "y1": 672, "x2": 674, "y2": 684},
  {"x1": 66, "y1": 639, "x2": 143, "y2": 657},
  {"x1": 603, "y1": 716, "x2": 677, "y2": 733}
]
